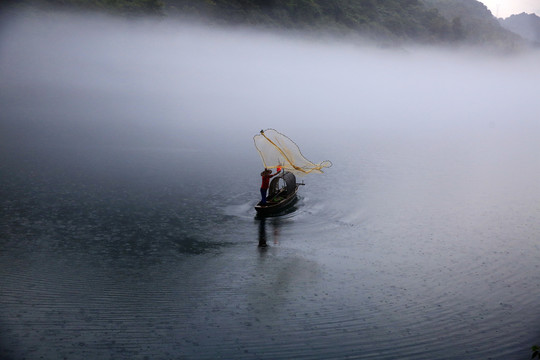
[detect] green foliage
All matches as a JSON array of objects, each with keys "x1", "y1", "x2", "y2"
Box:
[
  {"x1": 11, "y1": 0, "x2": 523, "y2": 48},
  {"x1": 96, "y1": 0, "x2": 164, "y2": 16},
  {"x1": 165, "y1": 0, "x2": 454, "y2": 42},
  {"x1": 533, "y1": 345, "x2": 540, "y2": 360},
  {"x1": 163, "y1": 0, "x2": 518, "y2": 48}
]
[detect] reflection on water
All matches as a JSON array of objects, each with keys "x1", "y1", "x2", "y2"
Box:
[
  {"x1": 257, "y1": 216, "x2": 283, "y2": 248},
  {"x1": 258, "y1": 217, "x2": 268, "y2": 247}
]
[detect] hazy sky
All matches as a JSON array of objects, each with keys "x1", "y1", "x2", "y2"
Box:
[{"x1": 479, "y1": 0, "x2": 540, "y2": 18}]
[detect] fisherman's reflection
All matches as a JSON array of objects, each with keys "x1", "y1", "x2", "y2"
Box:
[
  {"x1": 258, "y1": 217, "x2": 281, "y2": 247},
  {"x1": 258, "y1": 217, "x2": 268, "y2": 247}
]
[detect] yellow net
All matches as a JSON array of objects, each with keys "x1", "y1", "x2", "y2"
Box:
[{"x1": 254, "y1": 129, "x2": 332, "y2": 176}]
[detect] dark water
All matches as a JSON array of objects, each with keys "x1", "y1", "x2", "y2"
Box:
[{"x1": 1, "y1": 11, "x2": 540, "y2": 360}]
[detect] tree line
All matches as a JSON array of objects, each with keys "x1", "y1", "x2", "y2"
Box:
[
  {"x1": 165, "y1": 0, "x2": 466, "y2": 43},
  {"x1": 5, "y1": 0, "x2": 522, "y2": 47},
  {"x1": 4, "y1": 0, "x2": 165, "y2": 16}
]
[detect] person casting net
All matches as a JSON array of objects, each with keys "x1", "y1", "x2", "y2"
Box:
[
  {"x1": 254, "y1": 129, "x2": 332, "y2": 176},
  {"x1": 254, "y1": 129, "x2": 332, "y2": 214}
]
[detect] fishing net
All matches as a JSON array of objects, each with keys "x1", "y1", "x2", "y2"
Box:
[{"x1": 254, "y1": 129, "x2": 332, "y2": 176}]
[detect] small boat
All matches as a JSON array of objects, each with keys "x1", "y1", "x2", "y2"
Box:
[{"x1": 255, "y1": 171, "x2": 301, "y2": 215}]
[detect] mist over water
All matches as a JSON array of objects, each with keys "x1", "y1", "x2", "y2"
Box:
[{"x1": 1, "y1": 10, "x2": 540, "y2": 360}]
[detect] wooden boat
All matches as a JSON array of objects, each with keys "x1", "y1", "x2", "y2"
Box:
[{"x1": 255, "y1": 171, "x2": 301, "y2": 215}]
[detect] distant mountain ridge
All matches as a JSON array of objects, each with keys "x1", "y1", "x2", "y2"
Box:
[
  {"x1": 164, "y1": 0, "x2": 459, "y2": 43},
  {"x1": 5, "y1": 0, "x2": 525, "y2": 49},
  {"x1": 499, "y1": 13, "x2": 540, "y2": 44},
  {"x1": 164, "y1": 0, "x2": 521, "y2": 47}
]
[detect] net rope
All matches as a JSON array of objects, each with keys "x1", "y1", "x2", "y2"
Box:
[{"x1": 254, "y1": 129, "x2": 332, "y2": 176}]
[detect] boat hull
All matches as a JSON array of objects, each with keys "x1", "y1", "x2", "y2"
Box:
[{"x1": 254, "y1": 185, "x2": 299, "y2": 215}]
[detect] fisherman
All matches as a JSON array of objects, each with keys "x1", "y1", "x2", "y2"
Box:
[{"x1": 260, "y1": 168, "x2": 281, "y2": 205}]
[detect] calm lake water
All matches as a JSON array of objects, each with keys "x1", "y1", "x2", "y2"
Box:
[{"x1": 1, "y1": 11, "x2": 540, "y2": 360}]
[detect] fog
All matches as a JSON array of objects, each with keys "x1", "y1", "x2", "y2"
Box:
[
  {"x1": 1, "y1": 11, "x2": 539, "y2": 192},
  {"x1": 1, "y1": 11, "x2": 539, "y2": 155}
]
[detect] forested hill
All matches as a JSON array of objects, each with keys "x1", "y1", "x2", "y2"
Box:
[
  {"x1": 166, "y1": 0, "x2": 454, "y2": 42},
  {"x1": 164, "y1": 0, "x2": 520, "y2": 46},
  {"x1": 5, "y1": 0, "x2": 522, "y2": 48}
]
